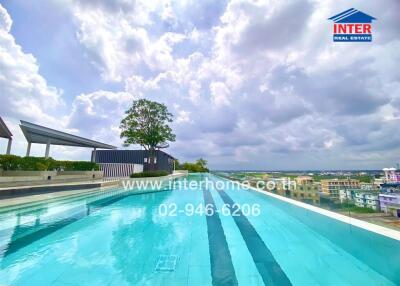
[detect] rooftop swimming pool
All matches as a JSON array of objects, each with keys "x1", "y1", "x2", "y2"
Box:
[{"x1": 0, "y1": 174, "x2": 399, "y2": 286}]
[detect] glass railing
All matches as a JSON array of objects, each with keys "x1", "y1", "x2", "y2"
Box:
[{"x1": 212, "y1": 171, "x2": 400, "y2": 231}]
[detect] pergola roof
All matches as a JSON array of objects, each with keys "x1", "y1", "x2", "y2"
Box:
[
  {"x1": 19, "y1": 120, "x2": 117, "y2": 149},
  {"x1": 0, "y1": 117, "x2": 13, "y2": 139}
]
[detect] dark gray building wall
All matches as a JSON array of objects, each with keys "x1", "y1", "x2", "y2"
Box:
[{"x1": 93, "y1": 150, "x2": 175, "y2": 173}]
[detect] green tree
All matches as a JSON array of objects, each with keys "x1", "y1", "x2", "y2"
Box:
[
  {"x1": 196, "y1": 158, "x2": 207, "y2": 170},
  {"x1": 177, "y1": 158, "x2": 209, "y2": 172},
  {"x1": 120, "y1": 99, "x2": 176, "y2": 170}
]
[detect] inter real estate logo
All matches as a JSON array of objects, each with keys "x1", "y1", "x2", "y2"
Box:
[{"x1": 328, "y1": 8, "x2": 376, "y2": 42}]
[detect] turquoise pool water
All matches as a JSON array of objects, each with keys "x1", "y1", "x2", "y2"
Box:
[{"x1": 0, "y1": 174, "x2": 399, "y2": 286}]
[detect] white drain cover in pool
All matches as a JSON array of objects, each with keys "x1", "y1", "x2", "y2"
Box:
[{"x1": 155, "y1": 255, "x2": 179, "y2": 272}]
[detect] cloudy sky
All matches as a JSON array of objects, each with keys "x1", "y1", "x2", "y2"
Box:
[{"x1": 0, "y1": 0, "x2": 399, "y2": 170}]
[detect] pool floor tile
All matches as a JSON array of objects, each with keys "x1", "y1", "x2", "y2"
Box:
[
  {"x1": 187, "y1": 265, "x2": 212, "y2": 286},
  {"x1": 54, "y1": 269, "x2": 114, "y2": 286},
  {"x1": 236, "y1": 275, "x2": 265, "y2": 286}
]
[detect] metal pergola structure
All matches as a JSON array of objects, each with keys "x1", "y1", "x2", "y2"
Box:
[
  {"x1": 19, "y1": 120, "x2": 117, "y2": 161},
  {"x1": 0, "y1": 117, "x2": 13, "y2": 155}
]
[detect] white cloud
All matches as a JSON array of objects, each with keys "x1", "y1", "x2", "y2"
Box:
[
  {"x1": 210, "y1": 81, "x2": 231, "y2": 107},
  {"x1": 176, "y1": 109, "x2": 191, "y2": 123},
  {"x1": 67, "y1": 90, "x2": 134, "y2": 144},
  {"x1": 72, "y1": 1, "x2": 188, "y2": 81},
  {"x1": 188, "y1": 80, "x2": 201, "y2": 104},
  {"x1": 0, "y1": 4, "x2": 11, "y2": 31},
  {"x1": 73, "y1": 6, "x2": 149, "y2": 81},
  {"x1": 0, "y1": 4, "x2": 63, "y2": 124}
]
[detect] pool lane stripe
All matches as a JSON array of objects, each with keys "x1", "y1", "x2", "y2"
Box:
[
  {"x1": 217, "y1": 190, "x2": 292, "y2": 286},
  {"x1": 203, "y1": 189, "x2": 238, "y2": 286}
]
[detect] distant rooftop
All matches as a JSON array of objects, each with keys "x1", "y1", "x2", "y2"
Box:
[
  {"x1": 383, "y1": 168, "x2": 397, "y2": 171},
  {"x1": 381, "y1": 182, "x2": 400, "y2": 187}
]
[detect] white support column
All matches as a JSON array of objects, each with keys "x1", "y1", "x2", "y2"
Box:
[
  {"x1": 26, "y1": 142, "x2": 31, "y2": 157},
  {"x1": 92, "y1": 148, "x2": 97, "y2": 162},
  {"x1": 6, "y1": 138, "x2": 12, "y2": 155},
  {"x1": 45, "y1": 140, "x2": 51, "y2": 158}
]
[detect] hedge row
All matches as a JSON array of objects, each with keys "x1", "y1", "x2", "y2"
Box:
[
  {"x1": 129, "y1": 170, "x2": 169, "y2": 178},
  {"x1": 0, "y1": 155, "x2": 99, "y2": 171}
]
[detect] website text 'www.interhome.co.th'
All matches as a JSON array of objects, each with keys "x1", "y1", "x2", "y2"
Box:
[{"x1": 121, "y1": 177, "x2": 297, "y2": 192}]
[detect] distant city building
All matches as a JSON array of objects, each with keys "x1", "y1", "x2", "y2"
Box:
[
  {"x1": 293, "y1": 182, "x2": 320, "y2": 204},
  {"x1": 380, "y1": 182, "x2": 400, "y2": 193},
  {"x1": 274, "y1": 176, "x2": 320, "y2": 204},
  {"x1": 383, "y1": 168, "x2": 400, "y2": 183},
  {"x1": 321, "y1": 179, "x2": 360, "y2": 199},
  {"x1": 339, "y1": 189, "x2": 355, "y2": 202},
  {"x1": 379, "y1": 191, "x2": 400, "y2": 218},
  {"x1": 339, "y1": 189, "x2": 380, "y2": 211},
  {"x1": 295, "y1": 176, "x2": 313, "y2": 185},
  {"x1": 354, "y1": 191, "x2": 380, "y2": 211},
  {"x1": 360, "y1": 183, "x2": 375, "y2": 190},
  {"x1": 373, "y1": 178, "x2": 384, "y2": 188},
  {"x1": 274, "y1": 178, "x2": 295, "y2": 196}
]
